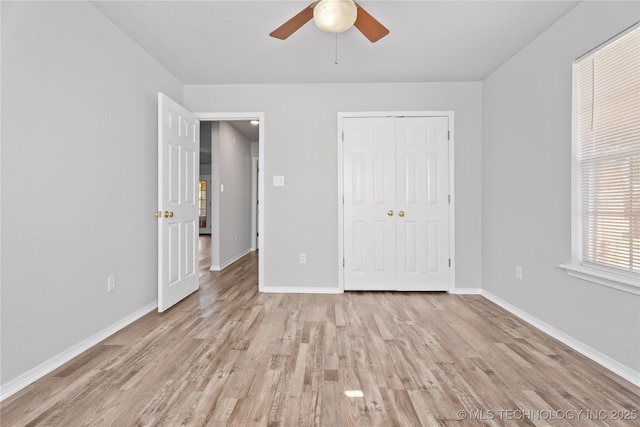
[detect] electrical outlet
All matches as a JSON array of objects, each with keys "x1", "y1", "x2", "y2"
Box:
[
  {"x1": 107, "y1": 275, "x2": 116, "y2": 292},
  {"x1": 515, "y1": 266, "x2": 523, "y2": 280},
  {"x1": 299, "y1": 253, "x2": 307, "y2": 264}
]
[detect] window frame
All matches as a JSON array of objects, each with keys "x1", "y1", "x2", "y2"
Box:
[{"x1": 560, "y1": 23, "x2": 640, "y2": 296}]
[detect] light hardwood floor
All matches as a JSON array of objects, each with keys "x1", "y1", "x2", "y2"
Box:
[{"x1": 1, "y1": 236, "x2": 638, "y2": 426}]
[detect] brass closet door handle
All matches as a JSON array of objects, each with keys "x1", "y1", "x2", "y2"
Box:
[
  {"x1": 387, "y1": 210, "x2": 394, "y2": 216},
  {"x1": 399, "y1": 211, "x2": 405, "y2": 217},
  {"x1": 163, "y1": 211, "x2": 174, "y2": 218}
]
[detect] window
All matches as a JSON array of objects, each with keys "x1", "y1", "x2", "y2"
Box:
[
  {"x1": 198, "y1": 180, "x2": 207, "y2": 229},
  {"x1": 561, "y1": 24, "x2": 640, "y2": 294}
]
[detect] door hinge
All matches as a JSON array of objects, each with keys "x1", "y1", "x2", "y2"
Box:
[
  {"x1": 449, "y1": 259, "x2": 451, "y2": 267},
  {"x1": 448, "y1": 131, "x2": 450, "y2": 140},
  {"x1": 343, "y1": 258, "x2": 345, "y2": 268},
  {"x1": 448, "y1": 195, "x2": 451, "y2": 204},
  {"x1": 342, "y1": 131, "x2": 344, "y2": 142}
]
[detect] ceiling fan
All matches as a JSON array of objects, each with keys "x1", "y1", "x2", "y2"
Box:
[{"x1": 270, "y1": 0, "x2": 389, "y2": 43}]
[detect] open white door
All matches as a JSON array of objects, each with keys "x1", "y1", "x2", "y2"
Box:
[{"x1": 158, "y1": 93, "x2": 200, "y2": 312}]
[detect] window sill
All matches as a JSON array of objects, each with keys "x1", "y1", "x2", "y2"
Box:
[{"x1": 559, "y1": 264, "x2": 640, "y2": 295}]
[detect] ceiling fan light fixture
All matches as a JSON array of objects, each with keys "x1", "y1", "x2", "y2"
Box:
[{"x1": 313, "y1": 0, "x2": 357, "y2": 34}]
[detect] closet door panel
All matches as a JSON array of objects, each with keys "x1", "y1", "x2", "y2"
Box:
[
  {"x1": 343, "y1": 117, "x2": 397, "y2": 290},
  {"x1": 396, "y1": 117, "x2": 450, "y2": 291}
]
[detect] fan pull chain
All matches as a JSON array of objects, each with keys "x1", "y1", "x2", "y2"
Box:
[{"x1": 335, "y1": 33, "x2": 339, "y2": 65}]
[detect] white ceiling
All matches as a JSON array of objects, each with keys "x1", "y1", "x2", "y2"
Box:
[
  {"x1": 200, "y1": 121, "x2": 260, "y2": 163},
  {"x1": 230, "y1": 120, "x2": 260, "y2": 142},
  {"x1": 91, "y1": 0, "x2": 579, "y2": 85}
]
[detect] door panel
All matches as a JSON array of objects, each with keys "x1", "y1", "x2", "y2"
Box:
[
  {"x1": 168, "y1": 143, "x2": 180, "y2": 203},
  {"x1": 343, "y1": 117, "x2": 396, "y2": 290},
  {"x1": 167, "y1": 222, "x2": 180, "y2": 285},
  {"x1": 395, "y1": 117, "x2": 449, "y2": 291},
  {"x1": 183, "y1": 148, "x2": 197, "y2": 205},
  {"x1": 158, "y1": 93, "x2": 200, "y2": 312},
  {"x1": 427, "y1": 221, "x2": 440, "y2": 272}
]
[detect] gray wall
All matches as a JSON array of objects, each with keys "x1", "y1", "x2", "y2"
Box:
[
  {"x1": 209, "y1": 122, "x2": 221, "y2": 267},
  {"x1": 217, "y1": 122, "x2": 253, "y2": 267},
  {"x1": 482, "y1": 0, "x2": 640, "y2": 373},
  {"x1": 184, "y1": 83, "x2": 483, "y2": 290},
  {"x1": 200, "y1": 121, "x2": 212, "y2": 175},
  {"x1": 1, "y1": 1, "x2": 183, "y2": 385}
]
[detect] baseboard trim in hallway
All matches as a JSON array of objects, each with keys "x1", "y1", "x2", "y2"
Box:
[{"x1": 210, "y1": 249, "x2": 253, "y2": 272}]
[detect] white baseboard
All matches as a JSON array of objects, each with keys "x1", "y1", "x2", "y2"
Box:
[
  {"x1": 261, "y1": 287, "x2": 483, "y2": 295},
  {"x1": 260, "y1": 286, "x2": 343, "y2": 294},
  {"x1": 450, "y1": 287, "x2": 482, "y2": 295},
  {"x1": 481, "y1": 290, "x2": 640, "y2": 388},
  {"x1": 210, "y1": 249, "x2": 252, "y2": 272},
  {"x1": 0, "y1": 301, "x2": 158, "y2": 401}
]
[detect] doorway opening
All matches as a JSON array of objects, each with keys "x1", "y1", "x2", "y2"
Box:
[{"x1": 197, "y1": 113, "x2": 264, "y2": 291}]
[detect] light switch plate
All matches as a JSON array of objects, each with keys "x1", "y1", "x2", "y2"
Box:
[{"x1": 273, "y1": 176, "x2": 285, "y2": 187}]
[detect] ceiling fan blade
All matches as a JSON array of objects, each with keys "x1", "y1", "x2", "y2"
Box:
[
  {"x1": 354, "y1": 3, "x2": 389, "y2": 43},
  {"x1": 270, "y1": 3, "x2": 316, "y2": 40}
]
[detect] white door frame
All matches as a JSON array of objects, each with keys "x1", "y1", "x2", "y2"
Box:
[
  {"x1": 195, "y1": 112, "x2": 265, "y2": 291},
  {"x1": 251, "y1": 156, "x2": 259, "y2": 251},
  {"x1": 337, "y1": 111, "x2": 456, "y2": 292}
]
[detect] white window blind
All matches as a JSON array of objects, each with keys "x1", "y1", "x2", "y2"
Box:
[{"x1": 574, "y1": 25, "x2": 640, "y2": 275}]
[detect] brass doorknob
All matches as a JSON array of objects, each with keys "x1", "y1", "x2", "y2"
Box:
[
  {"x1": 387, "y1": 210, "x2": 394, "y2": 216},
  {"x1": 163, "y1": 211, "x2": 174, "y2": 218},
  {"x1": 399, "y1": 211, "x2": 405, "y2": 217},
  {"x1": 154, "y1": 211, "x2": 162, "y2": 218}
]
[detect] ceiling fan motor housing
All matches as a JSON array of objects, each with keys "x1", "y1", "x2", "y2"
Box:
[{"x1": 313, "y1": 0, "x2": 358, "y2": 33}]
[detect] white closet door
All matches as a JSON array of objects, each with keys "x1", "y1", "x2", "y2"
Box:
[
  {"x1": 342, "y1": 115, "x2": 450, "y2": 291},
  {"x1": 395, "y1": 117, "x2": 450, "y2": 291},
  {"x1": 343, "y1": 117, "x2": 397, "y2": 290}
]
